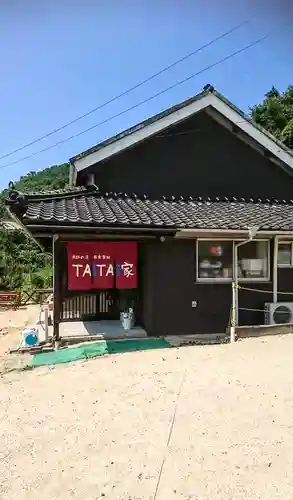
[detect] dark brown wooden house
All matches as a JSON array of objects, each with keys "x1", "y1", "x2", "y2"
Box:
[{"x1": 6, "y1": 86, "x2": 293, "y2": 339}]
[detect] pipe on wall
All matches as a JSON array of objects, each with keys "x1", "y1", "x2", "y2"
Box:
[{"x1": 273, "y1": 236, "x2": 279, "y2": 303}]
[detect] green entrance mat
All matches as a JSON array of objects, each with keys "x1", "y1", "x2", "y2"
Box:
[{"x1": 31, "y1": 338, "x2": 171, "y2": 367}]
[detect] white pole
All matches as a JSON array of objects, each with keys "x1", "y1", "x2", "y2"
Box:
[
  {"x1": 44, "y1": 305, "x2": 49, "y2": 344},
  {"x1": 234, "y1": 243, "x2": 239, "y2": 326},
  {"x1": 230, "y1": 281, "x2": 236, "y2": 343},
  {"x1": 273, "y1": 236, "x2": 279, "y2": 303}
]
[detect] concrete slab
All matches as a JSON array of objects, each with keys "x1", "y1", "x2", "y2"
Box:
[
  {"x1": 40, "y1": 319, "x2": 147, "y2": 341},
  {"x1": 236, "y1": 323, "x2": 293, "y2": 338},
  {"x1": 60, "y1": 320, "x2": 147, "y2": 339},
  {"x1": 165, "y1": 333, "x2": 228, "y2": 347}
]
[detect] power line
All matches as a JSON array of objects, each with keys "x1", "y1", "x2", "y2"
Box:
[
  {"x1": 0, "y1": 19, "x2": 252, "y2": 162},
  {"x1": 0, "y1": 31, "x2": 276, "y2": 171},
  {"x1": 0, "y1": 25, "x2": 289, "y2": 172}
]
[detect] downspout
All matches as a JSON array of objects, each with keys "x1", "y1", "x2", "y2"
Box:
[
  {"x1": 273, "y1": 235, "x2": 279, "y2": 303},
  {"x1": 69, "y1": 161, "x2": 77, "y2": 187}
]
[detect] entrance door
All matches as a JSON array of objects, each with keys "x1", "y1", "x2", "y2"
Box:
[
  {"x1": 96, "y1": 289, "x2": 138, "y2": 321},
  {"x1": 96, "y1": 290, "x2": 119, "y2": 320},
  {"x1": 61, "y1": 290, "x2": 138, "y2": 322}
]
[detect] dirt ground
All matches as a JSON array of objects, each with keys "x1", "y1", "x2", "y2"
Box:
[
  {"x1": 0, "y1": 304, "x2": 40, "y2": 372},
  {"x1": 1, "y1": 334, "x2": 293, "y2": 500},
  {"x1": 0, "y1": 304, "x2": 40, "y2": 331}
]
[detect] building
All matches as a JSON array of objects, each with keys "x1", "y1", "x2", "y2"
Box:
[{"x1": 6, "y1": 86, "x2": 293, "y2": 339}]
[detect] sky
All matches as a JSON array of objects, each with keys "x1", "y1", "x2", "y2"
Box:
[{"x1": 0, "y1": 0, "x2": 292, "y2": 189}]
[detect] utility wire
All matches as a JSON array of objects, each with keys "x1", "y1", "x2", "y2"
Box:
[
  {"x1": 0, "y1": 18, "x2": 251, "y2": 163},
  {"x1": 0, "y1": 25, "x2": 289, "y2": 172}
]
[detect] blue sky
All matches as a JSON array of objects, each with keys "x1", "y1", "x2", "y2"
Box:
[{"x1": 0, "y1": 1, "x2": 292, "y2": 189}]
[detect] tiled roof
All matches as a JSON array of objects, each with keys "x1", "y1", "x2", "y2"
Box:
[
  {"x1": 20, "y1": 191, "x2": 293, "y2": 231},
  {"x1": 12, "y1": 185, "x2": 88, "y2": 197},
  {"x1": 30, "y1": 186, "x2": 88, "y2": 195}
]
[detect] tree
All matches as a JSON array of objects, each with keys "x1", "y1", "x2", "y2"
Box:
[
  {"x1": 251, "y1": 85, "x2": 293, "y2": 149},
  {"x1": 13, "y1": 163, "x2": 69, "y2": 193},
  {"x1": 0, "y1": 163, "x2": 69, "y2": 292}
]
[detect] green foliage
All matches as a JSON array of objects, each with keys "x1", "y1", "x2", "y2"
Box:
[
  {"x1": 0, "y1": 163, "x2": 69, "y2": 292},
  {"x1": 13, "y1": 163, "x2": 69, "y2": 193},
  {"x1": 0, "y1": 163, "x2": 70, "y2": 219},
  {"x1": 0, "y1": 230, "x2": 52, "y2": 291},
  {"x1": 251, "y1": 85, "x2": 293, "y2": 149}
]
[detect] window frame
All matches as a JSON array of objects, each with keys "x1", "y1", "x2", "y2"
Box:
[
  {"x1": 277, "y1": 241, "x2": 293, "y2": 268},
  {"x1": 196, "y1": 238, "x2": 234, "y2": 283},
  {"x1": 196, "y1": 238, "x2": 270, "y2": 283}
]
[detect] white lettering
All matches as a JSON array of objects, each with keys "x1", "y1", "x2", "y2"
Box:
[
  {"x1": 106, "y1": 264, "x2": 114, "y2": 276},
  {"x1": 82, "y1": 264, "x2": 91, "y2": 277},
  {"x1": 72, "y1": 264, "x2": 83, "y2": 277},
  {"x1": 96, "y1": 264, "x2": 106, "y2": 276},
  {"x1": 121, "y1": 261, "x2": 134, "y2": 278}
]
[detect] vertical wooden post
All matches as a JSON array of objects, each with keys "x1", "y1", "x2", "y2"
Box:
[{"x1": 53, "y1": 235, "x2": 61, "y2": 343}]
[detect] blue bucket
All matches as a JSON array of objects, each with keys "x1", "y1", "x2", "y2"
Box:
[{"x1": 23, "y1": 328, "x2": 39, "y2": 347}]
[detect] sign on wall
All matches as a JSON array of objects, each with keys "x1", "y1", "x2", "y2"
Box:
[{"x1": 67, "y1": 241, "x2": 137, "y2": 290}]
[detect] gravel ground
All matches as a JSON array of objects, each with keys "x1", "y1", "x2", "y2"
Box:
[
  {"x1": 0, "y1": 305, "x2": 40, "y2": 331},
  {"x1": 1, "y1": 334, "x2": 293, "y2": 499},
  {"x1": 0, "y1": 305, "x2": 41, "y2": 374}
]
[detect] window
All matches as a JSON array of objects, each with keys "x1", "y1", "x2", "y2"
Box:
[
  {"x1": 197, "y1": 240, "x2": 233, "y2": 280},
  {"x1": 196, "y1": 239, "x2": 270, "y2": 282},
  {"x1": 277, "y1": 242, "x2": 293, "y2": 267},
  {"x1": 237, "y1": 240, "x2": 269, "y2": 280}
]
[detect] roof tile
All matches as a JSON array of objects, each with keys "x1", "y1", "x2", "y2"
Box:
[{"x1": 22, "y1": 192, "x2": 293, "y2": 231}]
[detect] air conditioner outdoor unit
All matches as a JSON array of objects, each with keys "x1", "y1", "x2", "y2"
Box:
[{"x1": 265, "y1": 302, "x2": 293, "y2": 325}]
